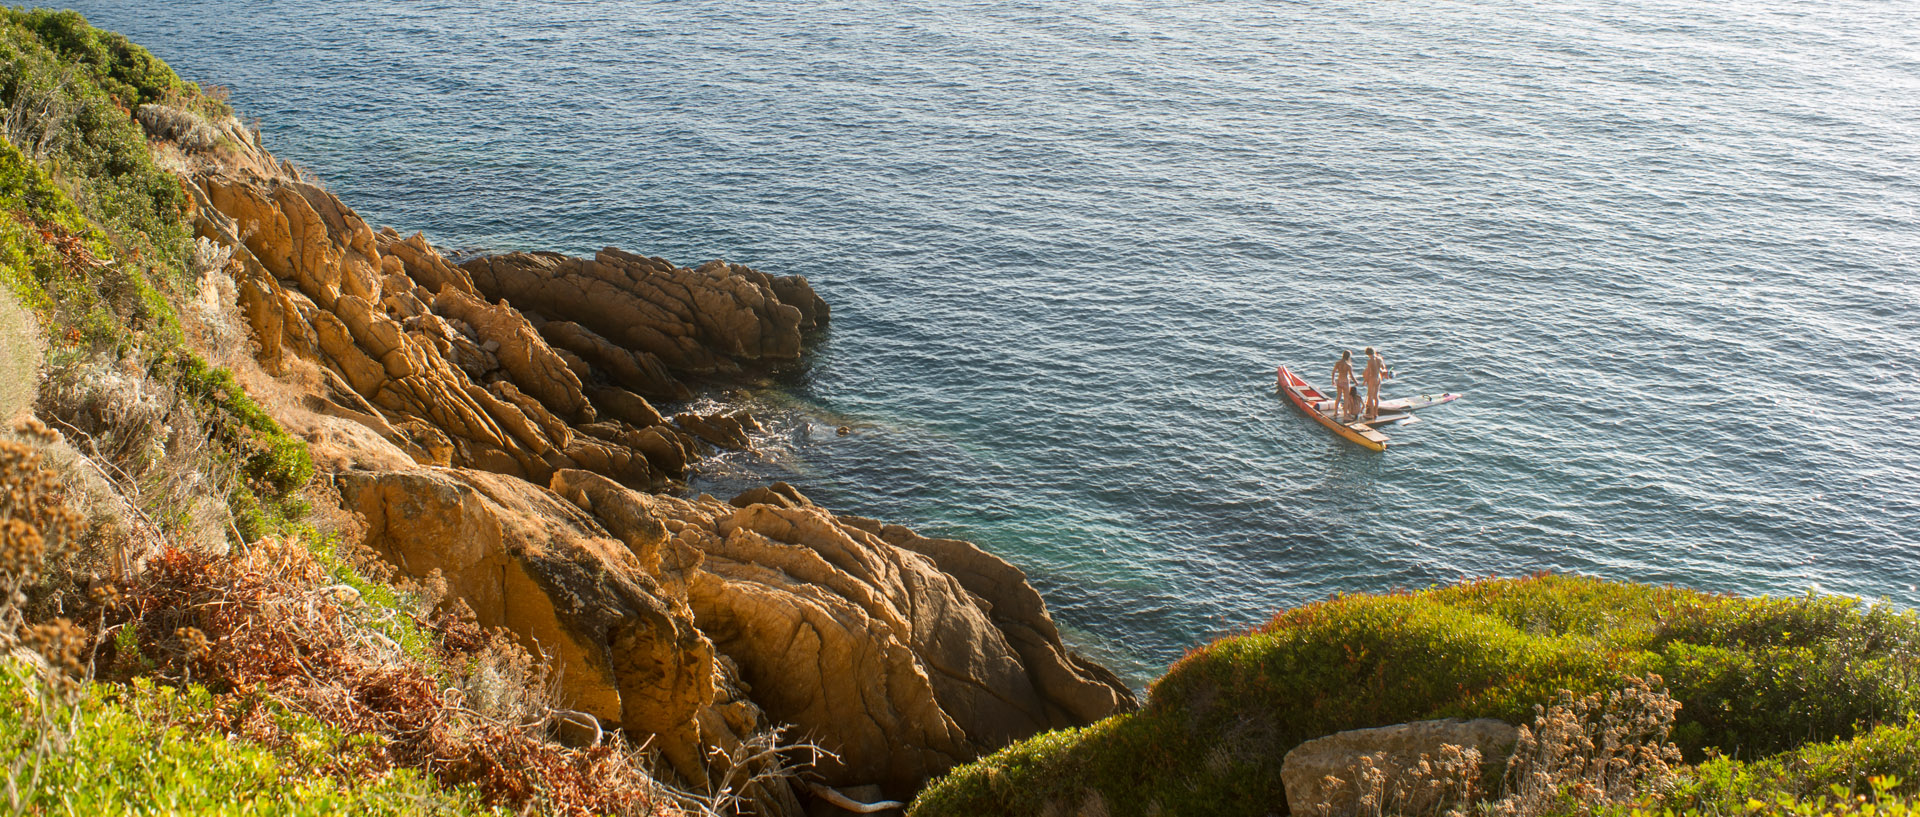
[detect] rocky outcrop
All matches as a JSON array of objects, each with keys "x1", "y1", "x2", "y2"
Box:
[
  {"x1": 628, "y1": 484, "x2": 1135, "y2": 798},
  {"x1": 1281, "y1": 719, "x2": 1518, "y2": 817},
  {"x1": 185, "y1": 161, "x2": 824, "y2": 492},
  {"x1": 861, "y1": 517, "x2": 1134, "y2": 729},
  {"x1": 336, "y1": 467, "x2": 1134, "y2": 801},
  {"x1": 154, "y1": 109, "x2": 1127, "y2": 809},
  {"x1": 430, "y1": 287, "x2": 593, "y2": 423},
  {"x1": 337, "y1": 468, "x2": 734, "y2": 777},
  {"x1": 539, "y1": 319, "x2": 688, "y2": 401},
  {"x1": 461, "y1": 250, "x2": 827, "y2": 399}
]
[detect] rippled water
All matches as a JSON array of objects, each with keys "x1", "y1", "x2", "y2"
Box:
[{"x1": 64, "y1": 0, "x2": 1920, "y2": 682}]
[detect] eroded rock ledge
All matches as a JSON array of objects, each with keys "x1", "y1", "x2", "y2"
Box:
[
  {"x1": 341, "y1": 472, "x2": 1131, "y2": 799},
  {"x1": 189, "y1": 165, "x2": 814, "y2": 491},
  {"x1": 154, "y1": 111, "x2": 1134, "y2": 807}
]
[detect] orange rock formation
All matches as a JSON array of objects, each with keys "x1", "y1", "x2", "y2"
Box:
[{"x1": 152, "y1": 103, "x2": 1133, "y2": 809}]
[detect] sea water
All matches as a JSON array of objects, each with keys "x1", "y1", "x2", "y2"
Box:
[{"x1": 63, "y1": 0, "x2": 1920, "y2": 683}]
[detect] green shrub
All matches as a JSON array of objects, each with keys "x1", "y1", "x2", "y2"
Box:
[
  {"x1": 12, "y1": 8, "x2": 217, "y2": 114},
  {"x1": 0, "y1": 9, "x2": 204, "y2": 296},
  {"x1": 0, "y1": 11, "x2": 312, "y2": 534},
  {"x1": 0, "y1": 664, "x2": 504, "y2": 816},
  {"x1": 911, "y1": 576, "x2": 1920, "y2": 817},
  {"x1": 166, "y1": 350, "x2": 314, "y2": 497},
  {"x1": 1669, "y1": 715, "x2": 1920, "y2": 812}
]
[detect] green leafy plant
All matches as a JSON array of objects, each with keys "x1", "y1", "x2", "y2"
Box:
[{"x1": 911, "y1": 577, "x2": 1920, "y2": 817}]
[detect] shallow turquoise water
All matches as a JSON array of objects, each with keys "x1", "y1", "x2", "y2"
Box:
[{"x1": 63, "y1": 0, "x2": 1920, "y2": 682}]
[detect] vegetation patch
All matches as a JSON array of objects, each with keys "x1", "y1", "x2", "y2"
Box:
[
  {"x1": 88, "y1": 541, "x2": 675, "y2": 816},
  {"x1": 0, "y1": 10, "x2": 314, "y2": 539},
  {"x1": 0, "y1": 421, "x2": 679, "y2": 816},
  {"x1": 910, "y1": 576, "x2": 1920, "y2": 817},
  {"x1": 1670, "y1": 716, "x2": 1920, "y2": 814},
  {"x1": 0, "y1": 9, "x2": 211, "y2": 287},
  {"x1": 0, "y1": 665, "x2": 504, "y2": 817}
]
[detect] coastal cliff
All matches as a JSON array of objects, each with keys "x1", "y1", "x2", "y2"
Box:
[
  {"x1": 0, "y1": 10, "x2": 1131, "y2": 815},
  {"x1": 0, "y1": 11, "x2": 1913, "y2": 817},
  {"x1": 170, "y1": 54, "x2": 1135, "y2": 808}
]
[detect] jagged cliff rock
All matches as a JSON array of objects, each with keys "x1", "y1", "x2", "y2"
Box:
[
  {"x1": 461, "y1": 250, "x2": 828, "y2": 400},
  {"x1": 336, "y1": 468, "x2": 749, "y2": 782},
  {"x1": 145, "y1": 102, "x2": 1130, "y2": 806},
  {"x1": 338, "y1": 466, "x2": 1134, "y2": 800},
  {"x1": 638, "y1": 484, "x2": 1133, "y2": 798},
  {"x1": 185, "y1": 166, "x2": 801, "y2": 492}
]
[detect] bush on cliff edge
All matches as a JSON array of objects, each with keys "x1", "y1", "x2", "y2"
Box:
[
  {"x1": 910, "y1": 575, "x2": 1920, "y2": 817},
  {"x1": 0, "y1": 8, "x2": 314, "y2": 535}
]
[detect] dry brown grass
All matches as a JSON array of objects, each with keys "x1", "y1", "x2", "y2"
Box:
[
  {"x1": 94, "y1": 538, "x2": 680, "y2": 817},
  {"x1": 0, "y1": 419, "x2": 84, "y2": 628},
  {"x1": 1319, "y1": 675, "x2": 1683, "y2": 817},
  {"x1": 182, "y1": 236, "x2": 242, "y2": 354},
  {"x1": 0, "y1": 419, "x2": 93, "y2": 810},
  {"x1": 0, "y1": 413, "x2": 691, "y2": 815},
  {"x1": 1484, "y1": 675, "x2": 1683, "y2": 816},
  {"x1": 1315, "y1": 742, "x2": 1492, "y2": 817},
  {"x1": 38, "y1": 351, "x2": 240, "y2": 560},
  {"x1": 132, "y1": 103, "x2": 221, "y2": 152}
]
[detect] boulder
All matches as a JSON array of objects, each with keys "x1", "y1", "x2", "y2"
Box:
[
  {"x1": 676, "y1": 410, "x2": 756, "y2": 451},
  {"x1": 377, "y1": 230, "x2": 479, "y2": 297},
  {"x1": 337, "y1": 467, "x2": 748, "y2": 787},
  {"x1": 626, "y1": 424, "x2": 697, "y2": 478},
  {"x1": 1281, "y1": 718, "x2": 1518, "y2": 817},
  {"x1": 538, "y1": 319, "x2": 690, "y2": 401},
  {"x1": 587, "y1": 385, "x2": 666, "y2": 428},
  {"x1": 627, "y1": 489, "x2": 1138, "y2": 799},
  {"x1": 433, "y1": 288, "x2": 593, "y2": 422},
  {"x1": 462, "y1": 248, "x2": 828, "y2": 381},
  {"x1": 730, "y1": 481, "x2": 812, "y2": 510},
  {"x1": 864, "y1": 518, "x2": 1136, "y2": 726}
]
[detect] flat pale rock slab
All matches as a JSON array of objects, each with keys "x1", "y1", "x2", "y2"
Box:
[{"x1": 1281, "y1": 718, "x2": 1517, "y2": 817}]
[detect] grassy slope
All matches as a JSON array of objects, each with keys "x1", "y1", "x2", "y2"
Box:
[
  {"x1": 912, "y1": 575, "x2": 1920, "y2": 817},
  {"x1": 0, "y1": 668, "x2": 504, "y2": 817},
  {"x1": 0, "y1": 8, "x2": 313, "y2": 531},
  {"x1": 0, "y1": 11, "x2": 507, "y2": 815}
]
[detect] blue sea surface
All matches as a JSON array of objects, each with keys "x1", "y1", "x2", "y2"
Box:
[{"x1": 64, "y1": 0, "x2": 1920, "y2": 683}]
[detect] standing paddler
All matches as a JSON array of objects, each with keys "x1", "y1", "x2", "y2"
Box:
[
  {"x1": 1362, "y1": 346, "x2": 1389, "y2": 420},
  {"x1": 1331, "y1": 350, "x2": 1357, "y2": 421}
]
